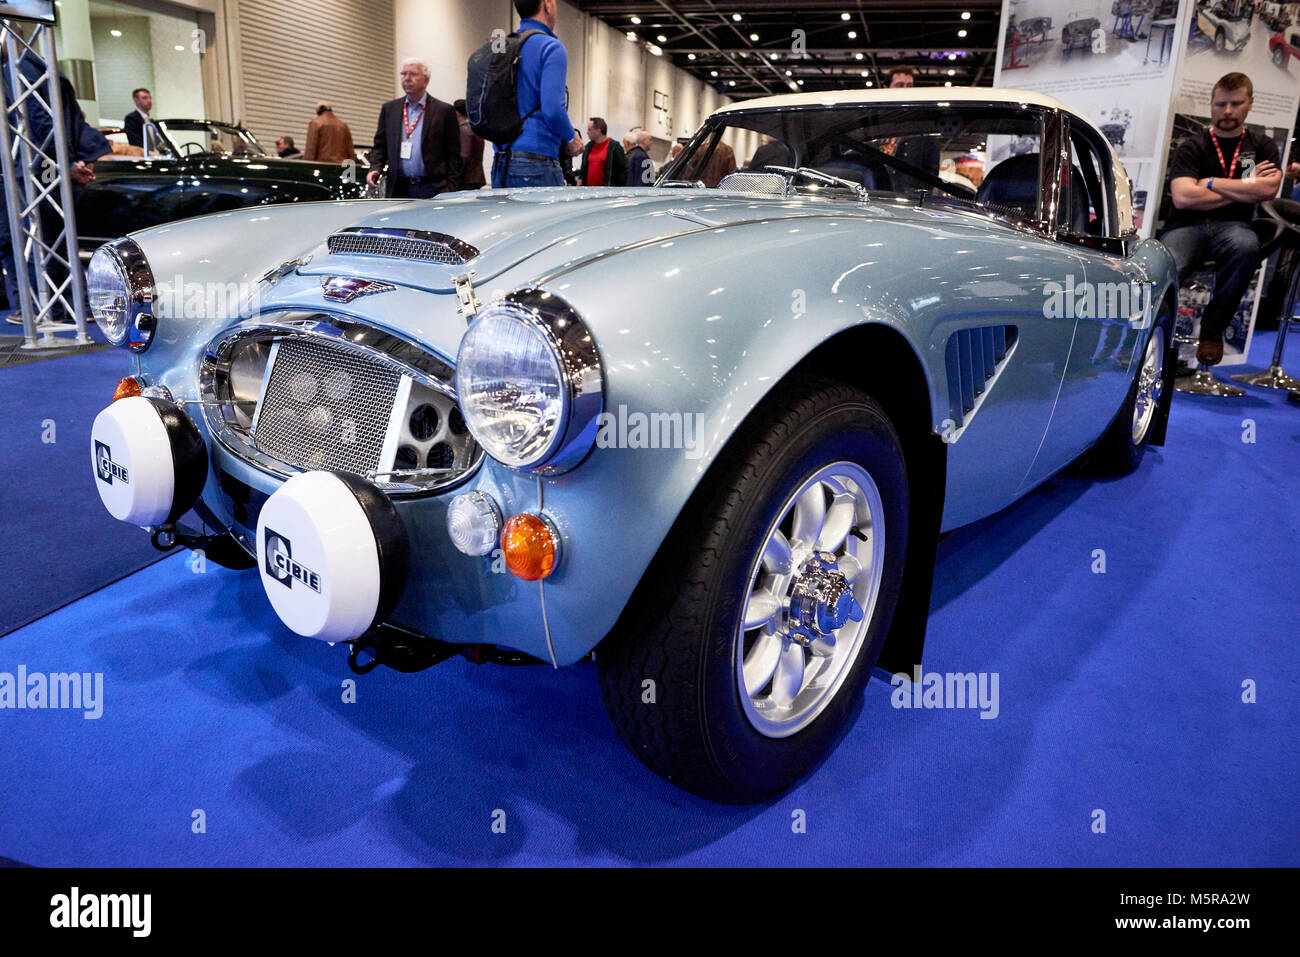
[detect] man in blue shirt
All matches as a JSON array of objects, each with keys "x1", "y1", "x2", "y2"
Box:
[
  {"x1": 366, "y1": 58, "x2": 463, "y2": 199},
  {"x1": 492, "y1": 0, "x2": 583, "y2": 189}
]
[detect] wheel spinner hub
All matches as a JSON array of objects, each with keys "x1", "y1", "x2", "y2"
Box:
[{"x1": 786, "y1": 551, "x2": 864, "y2": 646}]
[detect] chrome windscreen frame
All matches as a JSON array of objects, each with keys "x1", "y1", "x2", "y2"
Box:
[
  {"x1": 464, "y1": 288, "x2": 605, "y2": 476},
  {"x1": 198, "y1": 310, "x2": 483, "y2": 495}
]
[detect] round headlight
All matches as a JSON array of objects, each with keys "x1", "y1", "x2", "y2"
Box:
[
  {"x1": 87, "y1": 239, "x2": 156, "y2": 352},
  {"x1": 87, "y1": 245, "x2": 129, "y2": 346},
  {"x1": 455, "y1": 289, "x2": 603, "y2": 473}
]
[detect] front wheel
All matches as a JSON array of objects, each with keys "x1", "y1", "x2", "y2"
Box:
[
  {"x1": 1273, "y1": 44, "x2": 1288, "y2": 67},
  {"x1": 596, "y1": 380, "x2": 909, "y2": 803},
  {"x1": 1215, "y1": 27, "x2": 1226, "y2": 51}
]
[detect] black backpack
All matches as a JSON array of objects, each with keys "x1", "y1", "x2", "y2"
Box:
[{"x1": 466, "y1": 29, "x2": 545, "y2": 146}]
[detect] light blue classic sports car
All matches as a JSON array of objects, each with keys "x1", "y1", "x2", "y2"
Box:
[{"x1": 88, "y1": 89, "x2": 1178, "y2": 803}]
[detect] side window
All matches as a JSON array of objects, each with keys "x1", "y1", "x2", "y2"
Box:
[{"x1": 1062, "y1": 130, "x2": 1115, "y2": 237}]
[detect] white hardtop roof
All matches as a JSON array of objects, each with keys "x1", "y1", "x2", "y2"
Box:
[{"x1": 712, "y1": 87, "x2": 1076, "y2": 115}]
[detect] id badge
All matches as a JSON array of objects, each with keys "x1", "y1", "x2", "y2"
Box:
[{"x1": 400, "y1": 141, "x2": 412, "y2": 160}]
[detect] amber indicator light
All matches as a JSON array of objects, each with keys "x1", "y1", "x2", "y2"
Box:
[
  {"x1": 501, "y1": 513, "x2": 558, "y2": 581},
  {"x1": 113, "y1": 376, "x2": 143, "y2": 402}
]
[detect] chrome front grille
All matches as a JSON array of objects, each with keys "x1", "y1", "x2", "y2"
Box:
[
  {"x1": 326, "y1": 228, "x2": 478, "y2": 265},
  {"x1": 253, "y1": 338, "x2": 401, "y2": 475}
]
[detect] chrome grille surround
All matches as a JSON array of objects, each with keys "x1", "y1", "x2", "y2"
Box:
[
  {"x1": 326, "y1": 227, "x2": 479, "y2": 266},
  {"x1": 199, "y1": 311, "x2": 481, "y2": 495}
]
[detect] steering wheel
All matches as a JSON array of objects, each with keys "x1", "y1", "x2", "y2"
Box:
[{"x1": 179, "y1": 141, "x2": 207, "y2": 158}]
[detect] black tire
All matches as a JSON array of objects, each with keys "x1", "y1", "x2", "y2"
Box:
[
  {"x1": 1215, "y1": 27, "x2": 1226, "y2": 51},
  {"x1": 1088, "y1": 307, "x2": 1173, "y2": 475},
  {"x1": 596, "y1": 379, "x2": 909, "y2": 804},
  {"x1": 1274, "y1": 45, "x2": 1287, "y2": 67}
]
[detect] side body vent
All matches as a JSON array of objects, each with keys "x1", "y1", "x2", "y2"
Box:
[{"x1": 944, "y1": 325, "x2": 1019, "y2": 431}]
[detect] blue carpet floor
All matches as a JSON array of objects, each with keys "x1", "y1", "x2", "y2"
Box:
[
  {"x1": 0, "y1": 340, "x2": 168, "y2": 635},
  {"x1": 0, "y1": 333, "x2": 1296, "y2": 866}
]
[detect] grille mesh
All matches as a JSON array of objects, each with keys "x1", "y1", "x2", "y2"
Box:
[
  {"x1": 254, "y1": 338, "x2": 401, "y2": 475},
  {"x1": 327, "y1": 232, "x2": 469, "y2": 265},
  {"x1": 717, "y1": 172, "x2": 789, "y2": 196}
]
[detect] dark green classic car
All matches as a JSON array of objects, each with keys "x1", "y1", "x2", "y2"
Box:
[{"x1": 78, "y1": 119, "x2": 368, "y2": 251}]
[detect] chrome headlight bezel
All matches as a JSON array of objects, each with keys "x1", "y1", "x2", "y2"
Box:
[
  {"x1": 455, "y1": 288, "x2": 604, "y2": 475},
  {"x1": 88, "y1": 238, "x2": 156, "y2": 352}
]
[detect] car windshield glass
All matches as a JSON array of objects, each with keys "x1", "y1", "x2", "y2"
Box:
[
  {"x1": 161, "y1": 121, "x2": 265, "y2": 157},
  {"x1": 660, "y1": 104, "x2": 1046, "y2": 223}
]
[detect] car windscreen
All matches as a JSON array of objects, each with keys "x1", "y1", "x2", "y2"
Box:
[
  {"x1": 161, "y1": 122, "x2": 266, "y2": 157},
  {"x1": 660, "y1": 104, "x2": 1046, "y2": 224}
]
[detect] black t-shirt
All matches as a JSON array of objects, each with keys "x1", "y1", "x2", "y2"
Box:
[{"x1": 1163, "y1": 127, "x2": 1280, "y2": 229}]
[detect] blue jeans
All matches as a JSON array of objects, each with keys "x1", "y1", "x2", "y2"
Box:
[
  {"x1": 1158, "y1": 220, "x2": 1262, "y2": 340},
  {"x1": 491, "y1": 152, "x2": 565, "y2": 189}
]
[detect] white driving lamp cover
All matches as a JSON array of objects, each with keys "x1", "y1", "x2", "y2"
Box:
[
  {"x1": 256, "y1": 471, "x2": 408, "y2": 643},
  {"x1": 91, "y1": 396, "x2": 192, "y2": 526}
]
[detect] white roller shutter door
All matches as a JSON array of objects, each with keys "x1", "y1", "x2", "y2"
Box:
[{"x1": 235, "y1": 0, "x2": 395, "y2": 151}]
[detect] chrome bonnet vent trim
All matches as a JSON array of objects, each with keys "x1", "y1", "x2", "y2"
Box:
[
  {"x1": 198, "y1": 311, "x2": 481, "y2": 495},
  {"x1": 326, "y1": 227, "x2": 479, "y2": 266}
]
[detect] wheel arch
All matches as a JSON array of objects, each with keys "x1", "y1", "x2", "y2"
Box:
[
  {"x1": 785, "y1": 324, "x2": 947, "y2": 675},
  {"x1": 602, "y1": 320, "x2": 945, "y2": 676}
]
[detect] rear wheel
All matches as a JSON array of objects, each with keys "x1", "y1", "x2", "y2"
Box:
[
  {"x1": 1274, "y1": 44, "x2": 1287, "y2": 67},
  {"x1": 1215, "y1": 27, "x2": 1226, "y2": 51},
  {"x1": 596, "y1": 379, "x2": 909, "y2": 804},
  {"x1": 1088, "y1": 308, "x2": 1171, "y2": 475}
]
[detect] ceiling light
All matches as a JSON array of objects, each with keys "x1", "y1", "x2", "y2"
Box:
[
  {"x1": 110, "y1": 29, "x2": 122, "y2": 37},
  {"x1": 732, "y1": 13, "x2": 742, "y2": 21},
  {"x1": 750, "y1": 33, "x2": 759, "y2": 41},
  {"x1": 631, "y1": 16, "x2": 641, "y2": 24},
  {"x1": 728, "y1": 80, "x2": 736, "y2": 86},
  {"x1": 944, "y1": 80, "x2": 953, "y2": 87},
  {"x1": 797, "y1": 79, "x2": 804, "y2": 86},
  {"x1": 688, "y1": 53, "x2": 696, "y2": 60},
  {"x1": 711, "y1": 70, "x2": 718, "y2": 77},
  {"x1": 173, "y1": 44, "x2": 184, "y2": 51},
  {"x1": 948, "y1": 53, "x2": 957, "y2": 59},
  {"x1": 841, "y1": 12, "x2": 851, "y2": 20},
  {"x1": 855, "y1": 52, "x2": 864, "y2": 60},
  {"x1": 866, "y1": 81, "x2": 873, "y2": 87},
  {"x1": 948, "y1": 69, "x2": 956, "y2": 75},
  {"x1": 962, "y1": 11, "x2": 971, "y2": 19},
  {"x1": 626, "y1": 31, "x2": 636, "y2": 40},
  {"x1": 861, "y1": 70, "x2": 869, "y2": 77},
  {"x1": 650, "y1": 45, "x2": 663, "y2": 56},
  {"x1": 785, "y1": 69, "x2": 792, "y2": 76},
  {"x1": 770, "y1": 52, "x2": 779, "y2": 59},
  {"x1": 657, "y1": 34, "x2": 667, "y2": 42},
  {"x1": 958, "y1": 29, "x2": 967, "y2": 37},
  {"x1": 848, "y1": 30, "x2": 857, "y2": 39}
]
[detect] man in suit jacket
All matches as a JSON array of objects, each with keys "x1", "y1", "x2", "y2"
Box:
[
  {"x1": 365, "y1": 59, "x2": 462, "y2": 199},
  {"x1": 123, "y1": 87, "x2": 151, "y2": 149},
  {"x1": 304, "y1": 102, "x2": 355, "y2": 163}
]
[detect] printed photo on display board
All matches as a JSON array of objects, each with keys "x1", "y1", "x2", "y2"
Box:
[{"x1": 994, "y1": 0, "x2": 1187, "y2": 239}]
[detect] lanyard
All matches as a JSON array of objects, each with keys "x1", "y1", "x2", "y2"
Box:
[
  {"x1": 403, "y1": 98, "x2": 425, "y2": 139},
  {"x1": 1209, "y1": 128, "x2": 1243, "y2": 178}
]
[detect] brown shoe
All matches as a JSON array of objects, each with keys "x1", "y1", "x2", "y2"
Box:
[{"x1": 1197, "y1": 337, "x2": 1224, "y2": 366}]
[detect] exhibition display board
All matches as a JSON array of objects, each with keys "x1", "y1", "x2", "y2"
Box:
[{"x1": 994, "y1": 0, "x2": 1300, "y2": 364}]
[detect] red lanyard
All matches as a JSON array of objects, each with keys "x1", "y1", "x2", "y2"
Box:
[
  {"x1": 1209, "y1": 128, "x2": 1243, "y2": 178},
  {"x1": 402, "y1": 98, "x2": 425, "y2": 139}
]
